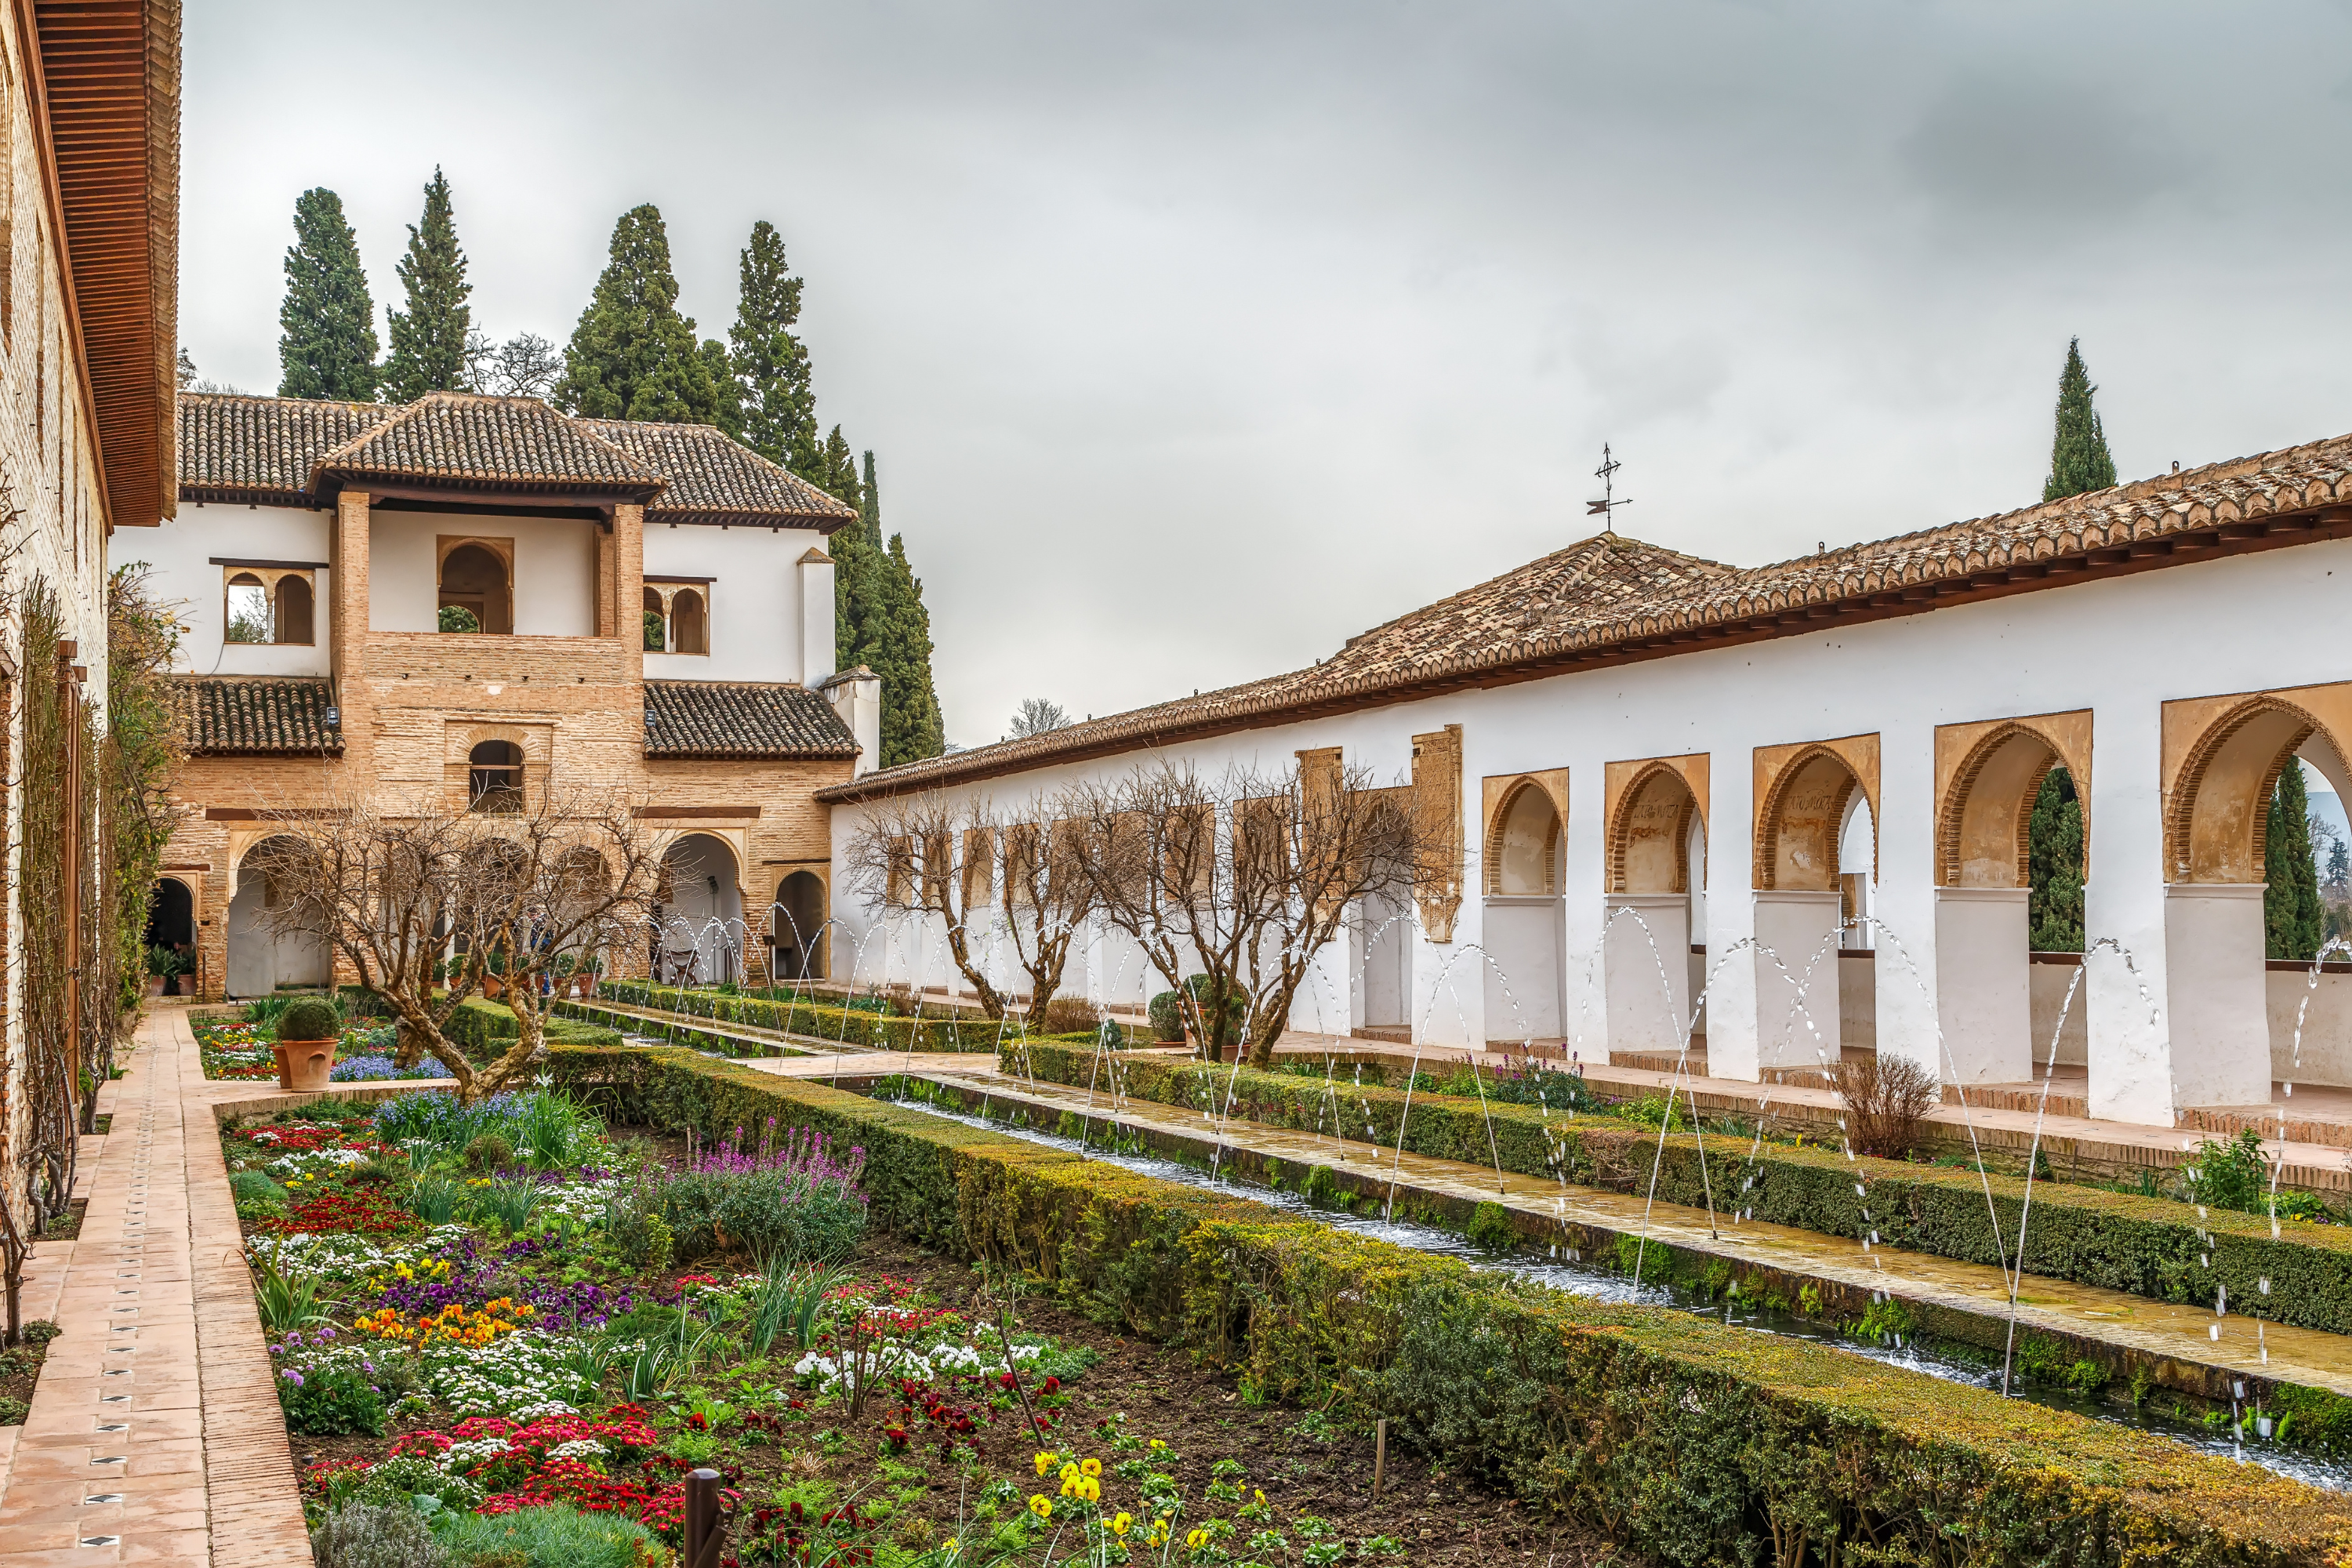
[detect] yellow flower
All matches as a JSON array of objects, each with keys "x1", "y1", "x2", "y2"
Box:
[
  {"x1": 1028, "y1": 1495, "x2": 1051, "y2": 1520},
  {"x1": 1034, "y1": 1451, "x2": 1054, "y2": 1477},
  {"x1": 1061, "y1": 1478, "x2": 1076, "y2": 1498},
  {"x1": 942, "y1": 1542, "x2": 956, "y2": 1559},
  {"x1": 1188, "y1": 1528, "x2": 1207, "y2": 1549},
  {"x1": 1060, "y1": 1461, "x2": 1080, "y2": 1483},
  {"x1": 1254, "y1": 1489, "x2": 1266, "y2": 1505},
  {"x1": 1079, "y1": 1477, "x2": 1100, "y2": 1502},
  {"x1": 1149, "y1": 1439, "x2": 1167, "y2": 1451},
  {"x1": 1112, "y1": 1513, "x2": 1131, "y2": 1537},
  {"x1": 1080, "y1": 1457, "x2": 1102, "y2": 1478}
]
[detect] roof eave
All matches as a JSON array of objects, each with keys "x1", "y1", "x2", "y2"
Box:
[
  {"x1": 646, "y1": 506, "x2": 857, "y2": 532},
  {"x1": 817, "y1": 504, "x2": 2352, "y2": 804}
]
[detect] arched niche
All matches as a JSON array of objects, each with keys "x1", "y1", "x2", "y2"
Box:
[
  {"x1": 1484, "y1": 779, "x2": 1562, "y2": 895},
  {"x1": 1609, "y1": 762, "x2": 1704, "y2": 894},
  {"x1": 1756, "y1": 746, "x2": 1868, "y2": 891},
  {"x1": 2165, "y1": 696, "x2": 2339, "y2": 884},
  {"x1": 225, "y1": 835, "x2": 330, "y2": 997},
  {"x1": 670, "y1": 589, "x2": 709, "y2": 655},
  {"x1": 468, "y1": 739, "x2": 524, "y2": 811},
  {"x1": 1933, "y1": 712, "x2": 2092, "y2": 890}
]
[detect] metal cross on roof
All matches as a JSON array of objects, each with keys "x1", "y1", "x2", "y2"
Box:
[{"x1": 1587, "y1": 443, "x2": 1632, "y2": 532}]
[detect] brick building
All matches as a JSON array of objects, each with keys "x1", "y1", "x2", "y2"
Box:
[{"x1": 130, "y1": 390, "x2": 877, "y2": 1000}]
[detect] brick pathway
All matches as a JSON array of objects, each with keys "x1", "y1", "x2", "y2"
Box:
[{"x1": 0, "y1": 1007, "x2": 310, "y2": 1567}]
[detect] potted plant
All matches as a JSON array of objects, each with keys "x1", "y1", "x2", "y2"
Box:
[
  {"x1": 144, "y1": 944, "x2": 171, "y2": 1000},
  {"x1": 270, "y1": 995, "x2": 343, "y2": 1092},
  {"x1": 571, "y1": 954, "x2": 602, "y2": 999},
  {"x1": 1147, "y1": 989, "x2": 1185, "y2": 1047}
]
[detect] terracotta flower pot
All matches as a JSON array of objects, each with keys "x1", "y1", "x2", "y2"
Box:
[
  {"x1": 482, "y1": 973, "x2": 506, "y2": 999},
  {"x1": 144, "y1": 975, "x2": 165, "y2": 999},
  {"x1": 274, "y1": 1037, "x2": 339, "y2": 1092}
]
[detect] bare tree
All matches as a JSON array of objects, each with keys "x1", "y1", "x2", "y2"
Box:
[
  {"x1": 1007, "y1": 699, "x2": 1073, "y2": 739},
  {"x1": 247, "y1": 783, "x2": 663, "y2": 1102},
  {"x1": 464, "y1": 330, "x2": 563, "y2": 399},
  {"x1": 1062, "y1": 758, "x2": 1423, "y2": 1065},
  {"x1": 841, "y1": 790, "x2": 1097, "y2": 1021}
]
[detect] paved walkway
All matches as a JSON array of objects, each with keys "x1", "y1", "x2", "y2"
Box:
[{"x1": 0, "y1": 1008, "x2": 310, "y2": 1568}]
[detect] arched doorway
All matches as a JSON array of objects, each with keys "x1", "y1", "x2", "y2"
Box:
[
  {"x1": 1481, "y1": 778, "x2": 1563, "y2": 1043},
  {"x1": 1934, "y1": 722, "x2": 2074, "y2": 1085},
  {"x1": 1603, "y1": 763, "x2": 1704, "y2": 1059},
  {"x1": 656, "y1": 833, "x2": 743, "y2": 985},
  {"x1": 2165, "y1": 697, "x2": 2344, "y2": 1108},
  {"x1": 225, "y1": 837, "x2": 330, "y2": 998},
  {"x1": 1754, "y1": 746, "x2": 1868, "y2": 1070},
  {"x1": 145, "y1": 877, "x2": 195, "y2": 996},
  {"x1": 771, "y1": 870, "x2": 827, "y2": 980}
]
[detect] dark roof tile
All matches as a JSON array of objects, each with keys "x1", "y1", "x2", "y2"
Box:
[
  {"x1": 170, "y1": 677, "x2": 343, "y2": 755},
  {"x1": 643, "y1": 681, "x2": 858, "y2": 760},
  {"x1": 580, "y1": 420, "x2": 857, "y2": 527},
  {"x1": 314, "y1": 394, "x2": 664, "y2": 497}
]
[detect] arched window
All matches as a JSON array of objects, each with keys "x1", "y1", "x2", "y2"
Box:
[
  {"x1": 224, "y1": 572, "x2": 270, "y2": 643},
  {"x1": 275, "y1": 574, "x2": 314, "y2": 644},
  {"x1": 468, "y1": 739, "x2": 524, "y2": 811},
  {"x1": 439, "y1": 542, "x2": 513, "y2": 634},
  {"x1": 670, "y1": 588, "x2": 708, "y2": 655},
  {"x1": 642, "y1": 586, "x2": 666, "y2": 651}
]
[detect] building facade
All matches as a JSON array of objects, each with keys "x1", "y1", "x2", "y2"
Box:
[
  {"x1": 134, "y1": 391, "x2": 877, "y2": 1000},
  {"x1": 826, "y1": 434, "x2": 2352, "y2": 1130}
]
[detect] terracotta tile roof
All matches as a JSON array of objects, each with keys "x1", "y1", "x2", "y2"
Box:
[
  {"x1": 643, "y1": 681, "x2": 858, "y2": 760},
  {"x1": 822, "y1": 430, "x2": 2352, "y2": 800},
  {"x1": 176, "y1": 393, "x2": 857, "y2": 528},
  {"x1": 314, "y1": 393, "x2": 665, "y2": 499},
  {"x1": 169, "y1": 677, "x2": 342, "y2": 756},
  {"x1": 580, "y1": 420, "x2": 858, "y2": 529},
  {"x1": 180, "y1": 395, "x2": 393, "y2": 503}
]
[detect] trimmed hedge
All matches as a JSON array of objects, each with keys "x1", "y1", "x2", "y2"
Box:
[
  {"x1": 441, "y1": 996, "x2": 625, "y2": 1059},
  {"x1": 593, "y1": 980, "x2": 1103, "y2": 1053},
  {"x1": 1008, "y1": 1042, "x2": 2352, "y2": 1337},
  {"x1": 545, "y1": 1042, "x2": 2352, "y2": 1566}
]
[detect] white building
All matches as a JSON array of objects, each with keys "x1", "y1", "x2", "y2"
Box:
[{"x1": 824, "y1": 432, "x2": 2352, "y2": 1128}]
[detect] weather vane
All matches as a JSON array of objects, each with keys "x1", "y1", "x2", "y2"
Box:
[{"x1": 1587, "y1": 443, "x2": 1631, "y2": 532}]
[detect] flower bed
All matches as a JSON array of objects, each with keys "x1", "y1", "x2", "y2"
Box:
[
  {"x1": 1006, "y1": 1038, "x2": 2352, "y2": 1338},
  {"x1": 536, "y1": 1042, "x2": 2352, "y2": 1566},
  {"x1": 195, "y1": 1011, "x2": 456, "y2": 1083},
  {"x1": 229, "y1": 1080, "x2": 1428, "y2": 1568}
]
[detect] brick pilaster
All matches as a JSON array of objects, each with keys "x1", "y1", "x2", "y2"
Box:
[
  {"x1": 615, "y1": 502, "x2": 644, "y2": 687},
  {"x1": 332, "y1": 488, "x2": 372, "y2": 774}
]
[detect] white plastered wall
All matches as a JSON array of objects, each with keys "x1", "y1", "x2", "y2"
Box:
[
  {"x1": 131, "y1": 503, "x2": 336, "y2": 677},
  {"x1": 368, "y1": 510, "x2": 598, "y2": 636},
  {"x1": 642, "y1": 524, "x2": 828, "y2": 684}
]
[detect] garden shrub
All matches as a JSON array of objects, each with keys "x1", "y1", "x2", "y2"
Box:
[
  {"x1": 583, "y1": 982, "x2": 1014, "y2": 1052},
  {"x1": 311, "y1": 1501, "x2": 444, "y2": 1568},
  {"x1": 463, "y1": 1134, "x2": 514, "y2": 1174},
  {"x1": 433, "y1": 1503, "x2": 663, "y2": 1568},
  {"x1": 543, "y1": 1044, "x2": 2352, "y2": 1563},
  {"x1": 0, "y1": 1396, "x2": 26, "y2": 1425},
  {"x1": 374, "y1": 1088, "x2": 601, "y2": 1164},
  {"x1": 1148, "y1": 989, "x2": 1185, "y2": 1042},
  {"x1": 281, "y1": 1364, "x2": 387, "y2": 1436},
  {"x1": 278, "y1": 995, "x2": 343, "y2": 1042},
  {"x1": 228, "y1": 1168, "x2": 285, "y2": 1205},
  {"x1": 1011, "y1": 1040, "x2": 2352, "y2": 1336},
  {"x1": 1465, "y1": 1200, "x2": 1515, "y2": 1254}
]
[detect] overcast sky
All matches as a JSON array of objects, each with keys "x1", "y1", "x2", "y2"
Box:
[{"x1": 180, "y1": 2, "x2": 2352, "y2": 748}]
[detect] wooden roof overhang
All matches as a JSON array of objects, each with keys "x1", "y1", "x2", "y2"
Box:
[{"x1": 22, "y1": 0, "x2": 179, "y2": 529}]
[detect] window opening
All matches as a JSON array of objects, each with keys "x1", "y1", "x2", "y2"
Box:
[
  {"x1": 642, "y1": 586, "x2": 665, "y2": 651},
  {"x1": 468, "y1": 740, "x2": 524, "y2": 812},
  {"x1": 439, "y1": 541, "x2": 512, "y2": 634},
  {"x1": 670, "y1": 588, "x2": 708, "y2": 655},
  {"x1": 223, "y1": 567, "x2": 318, "y2": 645}
]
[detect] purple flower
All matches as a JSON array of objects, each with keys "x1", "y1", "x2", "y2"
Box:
[{"x1": 282, "y1": 1370, "x2": 304, "y2": 1386}]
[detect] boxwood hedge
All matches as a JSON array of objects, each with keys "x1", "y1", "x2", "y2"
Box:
[
  {"x1": 1007, "y1": 1041, "x2": 2352, "y2": 1336},
  {"x1": 541, "y1": 1043, "x2": 2352, "y2": 1566},
  {"x1": 593, "y1": 981, "x2": 1010, "y2": 1052}
]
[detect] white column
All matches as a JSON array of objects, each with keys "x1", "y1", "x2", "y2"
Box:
[
  {"x1": 1872, "y1": 724, "x2": 1943, "y2": 1080},
  {"x1": 1933, "y1": 887, "x2": 2032, "y2": 1083},
  {"x1": 821, "y1": 667, "x2": 883, "y2": 778},
  {"x1": 1752, "y1": 889, "x2": 1843, "y2": 1072},
  {"x1": 2084, "y1": 702, "x2": 2173, "y2": 1124},
  {"x1": 798, "y1": 547, "x2": 836, "y2": 688},
  {"x1": 2163, "y1": 884, "x2": 2272, "y2": 1110},
  {"x1": 1599, "y1": 893, "x2": 1693, "y2": 1059},
  {"x1": 1703, "y1": 764, "x2": 1763, "y2": 1081}
]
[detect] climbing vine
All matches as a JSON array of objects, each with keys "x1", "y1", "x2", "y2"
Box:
[
  {"x1": 17, "y1": 577, "x2": 82, "y2": 1222},
  {"x1": 104, "y1": 564, "x2": 184, "y2": 1012}
]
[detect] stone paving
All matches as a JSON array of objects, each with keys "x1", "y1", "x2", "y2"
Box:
[{"x1": 0, "y1": 1007, "x2": 310, "y2": 1568}]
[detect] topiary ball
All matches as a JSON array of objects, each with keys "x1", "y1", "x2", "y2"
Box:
[{"x1": 276, "y1": 996, "x2": 341, "y2": 1042}]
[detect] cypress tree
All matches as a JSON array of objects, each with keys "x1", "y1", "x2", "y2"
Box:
[
  {"x1": 2027, "y1": 769, "x2": 2085, "y2": 952},
  {"x1": 278, "y1": 188, "x2": 379, "y2": 401},
  {"x1": 728, "y1": 220, "x2": 818, "y2": 474},
  {"x1": 381, "y1": 168, "x2": 474, "y2": 403},
  {"x1": 2042, "y1": 338, "x2": 2118, "y2": 502},
  {"x1": 830, "y1": 427, "x2": 886, "y2": 675},
  {"x1": 2266, "y1": 762, "x2": 2325, "y2": 961},
  {"x1": 877, "y1": 527, "x2": 946, "y2": 764},
  {"x1": 554, "y1": 205, "x2": 730, "y2": 424}
]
